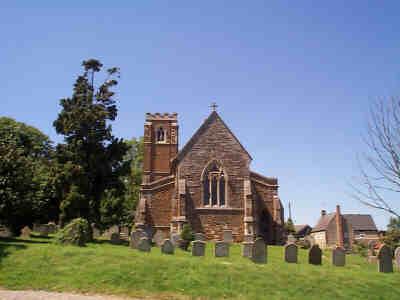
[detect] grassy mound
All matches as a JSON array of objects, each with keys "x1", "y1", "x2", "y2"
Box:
[{"x1": 0, "y1": 235, "x2": 399, "y2": 300}]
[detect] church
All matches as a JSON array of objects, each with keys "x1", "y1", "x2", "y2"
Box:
[{"x1": 135, "y1": 107, "x2": 284, "y2": 244}]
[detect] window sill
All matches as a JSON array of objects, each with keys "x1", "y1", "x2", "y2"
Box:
[{"x1": 196, "y1": 207, "x2": 243, "y2": 212}]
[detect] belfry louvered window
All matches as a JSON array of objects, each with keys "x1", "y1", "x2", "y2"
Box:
[
  {"x1": 156, "y1": 127, "x2": 165, "y2": 142},
  {"x1": 202, "y1": 161, "x2": 227, "y2": 207}
]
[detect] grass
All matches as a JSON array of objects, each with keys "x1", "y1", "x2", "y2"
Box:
[{"x1": 0, "y1": 235, "x2": 399, "y2": 300}]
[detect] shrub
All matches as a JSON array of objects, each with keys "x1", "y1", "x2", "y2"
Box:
[
  {"x1": 55, "y1": 218, "x2": 91, "y2": 246},
  {"x1": 179, "y1": 224, "x2": 194, "y2": 251},
  {"x1": 352, "y1": 240, "x2": 368, "y2": 257}
]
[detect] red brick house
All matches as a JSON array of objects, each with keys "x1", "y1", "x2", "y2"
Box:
[{"x1": 135, "y1": 110, "x2": 284, "y2": 243}]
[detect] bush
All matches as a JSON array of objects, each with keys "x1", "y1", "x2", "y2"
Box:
[
  {"x1": 55, "y1": 218, "x2": 91, "y2": 246},
  {"x1": 352, "y1": 240, "x2": 368, "y2": 257},
  {"x1": 179, "y1": 224, "x2": 194, "y2": 251}
]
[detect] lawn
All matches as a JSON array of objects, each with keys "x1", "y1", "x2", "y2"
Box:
[{"x1": 0, "y1": 235, "x2": 399, "y2": 300}]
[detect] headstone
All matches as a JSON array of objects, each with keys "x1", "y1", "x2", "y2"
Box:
[
  {"x1": 223, "y1": 230, "x2": 233, "y2": 243},
  {"x1": 332, "y1": 246, "x2": 346, "y2": 267},
  {"x1": 284, "y1": 243, "x2": 298, "y2": 263},
  {"x1": 110, "y1": 232, "x2": 120, "y2": 245},
  {"x1": 242, "y1": 242, "x2": 253, "y2": 258},
  {"x1": 251, "y1": 238, "x2": 267, "y2": 264},
  {"x1": 170, "y1": 233, "x2": 181, "y2": 246},
  {"x1": 394, "y1": 247, "x2": 400, "y2": 270},
  {"x1": 47, "y1": 222, "x2": 58, "y2": 234},
  {"x1": 138, "y1": 237, "x2": 151, "y2": 252},
  {"x1": 130, "y1": 229, "x2": 147, "y2": 249},
  {"x1": 192, "y1": 240, "x2": 206, "y2": 256},
  {"x1": 91, "y1": 224, "x2": 101, "y2": 239},
  {"x1": 120, "y1": 226, "x2": 129, "y2": 235},
  {"x1": 161, "y1": 239, "x2": 174, "y2": 255},
  {"x1": 194, "y1": 233, "x2": 205, "y2": 241},
  {"x1": 0, "y1": 225, "x2": 13, "y2": 238},
  {"x1": 287, "y1": 234, "x2": 296, "y2": 244},
  {"x1": 102, "y1": 225, "x2": 119, "y2": 239},
  {"x1": 153, "y1": 230, "x2": 166, "y2": 246},
  {"x1": 308, "y1": 244, "x2": 322, "y2": 265},
  {"x1": 215, "y1": 241, "x2": 229, "y2": 257},
  {"x1": 33, "y1": 224, "x2": 49, "y2": 236},
  {"x1": 20, "y1": 226, "x2": 31, "y2": 238},
  {"x1": 377, "y1": 244, "x2": 393, "y2": 273}
]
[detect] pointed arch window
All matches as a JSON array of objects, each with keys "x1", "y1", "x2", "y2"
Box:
[
  {"x1": 201, "y1": 161, "x2": 228, "y2": 207},
  {"x1": 156, "y1": 127, "x2": 166, "y2": 142}
]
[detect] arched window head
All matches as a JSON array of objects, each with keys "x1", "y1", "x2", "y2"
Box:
[
  {"x1": 201, "y1": 161, "x2": 228, "y2": 207},
  {"x1": 156, "y1": 127, "x2": 166, "y2": 142}
]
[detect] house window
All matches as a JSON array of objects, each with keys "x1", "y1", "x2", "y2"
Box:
[
  {"x1": 201, "y1": 161, "x2": 227, "y2": 207},
  {"x1": 156, "y1": 127, "x2": 166, "y2": 142}
]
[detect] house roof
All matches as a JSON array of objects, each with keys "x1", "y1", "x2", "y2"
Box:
[
  {"x1": 311, "y1": 213, "x2": 378, "y2": 233},
  {"x1": 294, "y1": 224, "x2": 311, "y2": 234},
  {"x1": 173, "y1": 111, "x2": 252, "y2": 163}
]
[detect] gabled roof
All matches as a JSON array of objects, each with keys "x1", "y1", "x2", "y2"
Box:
[
  {"x1": 174, "y1": 111, "x2": 252, "y2": 163},
  {"x1": 294, "y1": 224, "x2": 311, "y2": 234},
  {"x1": 311, "y1": 213, "x2": 336, "y2": 233},
  {"x1": 343, "y1": 214, "x2": 378, "y2": 231}
]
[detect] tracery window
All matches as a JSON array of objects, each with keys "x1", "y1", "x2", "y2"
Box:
[
  {"x1": 156, "y1": 127, "x2": 166, "y2": 142},
  {"x1": 202, "y1": 161, "x2": 227, "y2": 207}
]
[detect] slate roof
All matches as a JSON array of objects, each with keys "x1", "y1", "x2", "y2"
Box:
[{"x1": 311, "y1": 213, "x2": 378, "y2": 233}]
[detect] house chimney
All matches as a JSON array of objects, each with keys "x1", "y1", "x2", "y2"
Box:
[
  {"x1": 336, "y1": 205, "x2": 344, "y2": 248},
  {"x1": 321, "y1": 210, "x2": 326, "y2": 216}
]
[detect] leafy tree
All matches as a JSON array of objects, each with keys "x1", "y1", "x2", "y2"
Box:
[
  {"x1": 0, "y1": 117, "x2": 55, "y2": 233},
  {"x1": 382, "y1": 217, "x2": 400, "y2": 251},
  {"x1": 54, "y1": 59, "x2": 129, "y2": 226}
]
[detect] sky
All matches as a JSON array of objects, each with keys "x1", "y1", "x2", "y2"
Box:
[{"x1": 1, "y1": 1, "x2": 400, "y2": 229}]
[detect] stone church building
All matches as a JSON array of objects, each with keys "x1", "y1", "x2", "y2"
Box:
[{"x1": 135, "y1": 109, "x2": 284, "y2": 244}]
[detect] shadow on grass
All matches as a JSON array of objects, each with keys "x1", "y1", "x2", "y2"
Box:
[
  {"x1": 0, "y1": 236, "x2": 51, "y2": 244},
  {"x1": 91, "y1": 239, "x2": 129, "y2": 247},
  {"x1": 0, "y1": 239, "x2": 27, "y2": 264}
]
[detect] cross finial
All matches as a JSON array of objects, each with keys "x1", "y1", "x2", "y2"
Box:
[{"x1": 210, "y1": 102, "x2": 218, "y2": 112}]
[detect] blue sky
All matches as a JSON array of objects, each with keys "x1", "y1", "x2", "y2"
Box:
[{"x1": 1, "y1": 1, "x2": 400, "y2": 229}]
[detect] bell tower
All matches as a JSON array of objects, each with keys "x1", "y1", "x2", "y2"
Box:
[{"x1": 143, "y1": 113, "x2": 178, "y2": 183}]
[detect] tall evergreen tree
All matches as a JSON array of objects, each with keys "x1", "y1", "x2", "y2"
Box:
[{"x1": 54, "y1": 59, "x2": 129, "y2": 225}]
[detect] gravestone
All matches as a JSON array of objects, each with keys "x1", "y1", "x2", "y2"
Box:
[
  {"x1": 192, "y1": 240, "x2": 206, "y2": 256},
  {"x1": 394, "y1": 247, "x2": 400, "y2": 270},
  {"x1": 194, "y1": 233, "x2": 205, "y2": 241},
  {"x1": 33, "y1": 224, "x2": 49, "y2": 236},
  {"x1": 170, "y1": 233, "x2": 181, "y2": 246},
  {"x1": 308, "y1": 244, "x2": 322, "y2": 265},
  {"x1": 47, "y1": 222, "x2": 58, "y2": 234},
  {"x1": 377, "y1": 244, "x2": 393, "y2": 273},
  {"x1": 91, "y1": 224, "x2": 101, "y2": 239},
  {"x1": 130, "y1": 229, "x2": 147, "y2": 249},
  {"x1": 138, "y1": 237, "x2": 151, "y2": 252},
  {"x1": 161, "y1": 239, "x2": 174, "y2": 255},
  {"x1": 251, "y1": 238, "x2": 267, "y2": 264},
  {"x1": 103, "y1": 225, "x2": 119, "y2": 239},
  {"x1": 242, "y1": 242, "x2": 253, "y2": 258},
  {"x1": 223, "y1": 230, "x2": 233, "y2": 243},
  {"x1": 110, "y1": 232, "x2": 120, "y2": 245},
  {"x1": 153, "y1": 230, "x2": 166, "y2": 246},
  {"x1": 20, "y1": 226, "x2": 31, "y2": 238},
  {"x1": 215, "y1": 241, "x2": 229, "y2": 257},
  {"x1": 284, "y1": 243, "x2": 298, "y2": 263},
  {"x1": 287, "y1": 234, "x2": 296, "y2": 244},
  {"x1": 332, "y1": 246, "x2": 346, "y2": 267},
  {"x1": 0, "y1": 225, "x2": 13, "y2": 238}
]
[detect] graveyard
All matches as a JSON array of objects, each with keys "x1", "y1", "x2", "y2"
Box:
[{"x1": 0, "y1": 234, "x2": 399, "y2": 300}]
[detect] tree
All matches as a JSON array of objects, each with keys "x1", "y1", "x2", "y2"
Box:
[
  {"x1": 382, "y1": 217, "x2": 400, "y2": 251},
  {"x1": 284, "y1": 218, "x2": 295, "y2": 235},
  {"x1": 0, "y1": 117, "x2": 55, "y2": 233},
  {"x1": 352, "y1": 98, "x2": 400, "y2": 218},
  {"x1": 54, "y1": 59, "x2": 129, "y2": 226}
]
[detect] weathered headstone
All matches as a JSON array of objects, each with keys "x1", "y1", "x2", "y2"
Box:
[
  {"x1": 242, "y1": 242, "x2": 253, "y2": 258},
  {"x1": 215, "y1": 241, "x2": 229, "y2": 257},
  {"x1": 153, "y1": 230, "x2": 166, "y2": 246},
  {"x1": 20, "y1": 226, "x2": 31, "y2": 238},
  {"x1": 192, "y1": 240, "x2": 206, "y2": 256},
  {"x1": 377, "y1": 244, "x2": 393, "y2": 273},
  {"x1": 394, "y1": 247, "x2": 400, "y2": 270},
  {"x1": 161, "y1": 239, "x2": 174, "y2": 255},
  {"x1": 332, "y1": 246, "x2": 346, "y2": 267},
  {"x1": 308, "y1": 244, "x2": 322, "y2": 265},
  {"x1": 138, "y1": 237, "x2": 151, "y2": 252},
  {"x1": 194, "y1": 233, "x2": 205, "y2": 241},
  {"x1": 130, "y1": 229, "x2": 147, "y2": 249},
  {"x1": 223, "y1": 230, "x2": 233, "y2": 243},
  {"x1": 287, "y1": 234, "x2": 296, "y2": 244},
  {"x1": 170, "y1": 233, "x2": 181, "y2": 246},
  {"x1": 251, "y1": 238, "x2": 267, "y2": 264},
  {"x1": 284, "y1": 243, "x2": 298, "y2": 263},
  {"x1": 110, "y1": 232, "x2": 120, "y2": 245}
]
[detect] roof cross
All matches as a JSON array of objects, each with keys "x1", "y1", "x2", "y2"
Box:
[{"x1": 210, "y1": 102, "x2": 218, "y2": 112}]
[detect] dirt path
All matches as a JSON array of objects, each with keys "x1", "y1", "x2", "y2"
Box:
[{"x1": 0, "y1": 289, "x2": 142, "y2": 300}]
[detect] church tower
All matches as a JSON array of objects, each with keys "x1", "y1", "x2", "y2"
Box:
[{"x1": 143, "y1": 113, "x2": 178, "y2": 183}]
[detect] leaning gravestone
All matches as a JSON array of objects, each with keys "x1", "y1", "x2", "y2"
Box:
[
  {"x1": 394, "y1": 247, "x2": 400, "y2": 270},
  {"x1": 192, "y1": 240, "x2": 206, "y2": 256},
  {"x1": 332, "y1": 246, "x2": 346, "y2": 267},
  {"x1": 138, "y1": 237, "x2": 151, "y2": 252},
  {"x1": 194, "y1": 233, "x2": 205, "y2": 241},
  {"x1": 251, "y1": 238, "x2": 267, "y2": 264},
  {"x1": 308, "y1": 244, "x2": 322, "y2": 265},
  {"x1": 130, "y1": 229, "x2": 147, "y2": 249},
  {"x1": 223, "y1": 230, "x2": 233, "y2": 243},
  {"x1": 242, "y1": 242, "x2": 253, "y2": 258},
  {"x1": 20, "y1": 226, "x2": 31, "y2": 238},
  {"x1": 284, "y1": 243, "x2": 298, "y2": 263},
  {"x1": 215, "y1": 241, "x2": 229, "y2": 257},
  {"x1": 110, "y1": 232, "x2": 120, "y2": 245},
  {"x1": 377, "y1": 244, "x2": 393, "y2": 273},
  {"x1": 161, "y1": 239, "x2": 174, "y2": 255}
]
